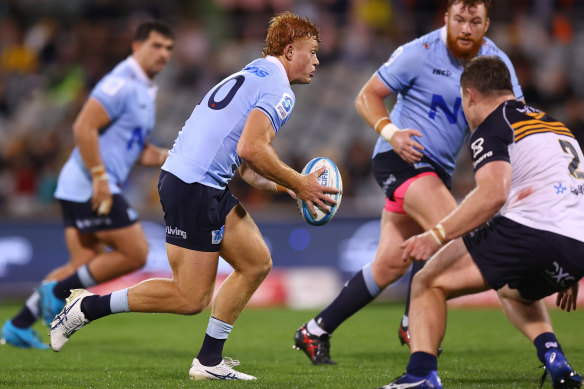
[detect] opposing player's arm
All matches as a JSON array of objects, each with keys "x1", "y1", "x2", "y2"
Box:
[
  {"x1": 355, "y1": 74, "x2": 423, "y2": 163},
  {"x1": 137, "y1": 143, "x2": 168, "y2": 167},
  {"x1": 238, "y1": 161, "x2": 295, "y2": 197},
  {"x1": 73, "y1": 97, "x2": 113, "y2": 215},
  {"x1": 401, "y1": 160, "x2": 510, "y2": 261},
  {"x1": 237, "y1": 109, "x2": 336, "y2": 215},
  {"x1": 439, "y1": 161, "x2": 510, "y2": 240}
]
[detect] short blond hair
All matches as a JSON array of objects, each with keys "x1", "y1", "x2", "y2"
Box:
[{"x1": 262, "y1": 11, "x2": 320, "y2": 57}]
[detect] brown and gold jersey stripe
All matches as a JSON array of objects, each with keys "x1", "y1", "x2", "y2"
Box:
[{"x1": 512, "y1": 116, "x2": 574, "y2": 142}]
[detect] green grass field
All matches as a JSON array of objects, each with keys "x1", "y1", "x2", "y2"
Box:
[{"x1": 0, "y1": 302, "x2": 582, "y2": 388}]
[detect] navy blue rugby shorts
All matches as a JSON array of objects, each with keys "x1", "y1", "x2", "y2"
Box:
[
  {"x1": 371, "y1": 150, "x2": 451, "y2": 200},
  {"x1": 60, "y1": 194, "x2": 138, "y2": 234},
  {"x1": 463, "y1": 215, "x2": 584, "y2": 301},
  {"x1": 158, "y1": 170, "x2": 239, "y2": 252}
]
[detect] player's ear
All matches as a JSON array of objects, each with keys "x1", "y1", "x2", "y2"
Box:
[
  {"x1": 484, "y1": 17, "x2": 490, "y2": 32},
  {"x1": 285, "y1": 43, "x2": 293, "y2": 61},
  {"x1": 444, "y1": 11, "x2": 449, "y2": 25},
  {"x1": 132, "y1": 40, "x2": 142, "y2": 53},
  {"x1": 467, "y1": 87, "x2": 478, "y2": 105}
]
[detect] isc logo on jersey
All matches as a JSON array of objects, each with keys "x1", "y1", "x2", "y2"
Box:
[{"x1": 276, "y1": 93, "x2": 294, "y2": 120}]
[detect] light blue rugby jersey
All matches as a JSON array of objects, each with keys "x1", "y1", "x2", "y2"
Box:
[
  {"x1": 374, "y1": 26, "x2": 523, "y2": 175},
  {"x1": 162, "y1": 56, "x2": 295, "y2": 189},
  {"x1": 54, "y1": 56, "x2": 157, "y2": 201}
]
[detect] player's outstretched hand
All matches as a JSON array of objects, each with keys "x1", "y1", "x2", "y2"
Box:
[
  {"x1": 92, "y1": 178, "x2": 113, "y2": 215},
  {"x1": 391, "y1": 129, "x2": 424, "y2": 164},
  {"x1": 296, "y1": 167, "x2": 339, "y2": 218},
  {"x1": 401, "y1": 231, "x2": 440, "y2": 262},
  {"x1": 556, "y1": 282, "x2": 578, "y2": 312}
]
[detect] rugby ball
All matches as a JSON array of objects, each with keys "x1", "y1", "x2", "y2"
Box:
[{"x1": 297, "y1": 157, "x2": 343, "y2": 226}]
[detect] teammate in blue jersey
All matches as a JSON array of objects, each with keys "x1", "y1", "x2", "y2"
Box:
[
  {"x1": 294, "y1": 0, "x2": 523, "y2": 365},
  {"x1": 49, "y1": 12, "x2": 336, "y2": 380},
  {"x1": 380, "y1": 55, "x2": 583, "y2": 389},
  {"x1": 1, "y1": 22, "x2": 174, "y2": 349}
]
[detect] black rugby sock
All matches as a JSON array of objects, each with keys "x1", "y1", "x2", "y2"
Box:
[
  {"x1": 53, "y1": 273, "x2": 83, "y2": 300},
  {"x1": 81, "y1": 294, "x2": 112, "y2": 322},
  {"x1": 315, "y1": 270, "x2": 375, "y2": 333},
  {"x1": 197, "y1": 334, "x2": 226, "y2": 367}
]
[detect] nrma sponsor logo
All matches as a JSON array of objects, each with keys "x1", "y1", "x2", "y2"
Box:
[{"x1": 166, "y1": 226, "x2": 187, "y2": 239}]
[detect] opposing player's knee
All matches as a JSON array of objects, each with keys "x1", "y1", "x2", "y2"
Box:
[{"x1": 410, "y1": 267, "x2": 433, "y2": 295}]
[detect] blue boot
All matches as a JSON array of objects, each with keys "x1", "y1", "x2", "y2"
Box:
[
  {"x1": 1, "y1": 320, "x2": 49, "y2": 349},
  {"x1": 541, "y1": 349, "x2": 582, "y2": 389},
  {"x1": 378, "y1": 370, "x2": 442, "y2": 389},
  {"x1": 38, "y1": 281, "x2": 66, "y2": 326}
]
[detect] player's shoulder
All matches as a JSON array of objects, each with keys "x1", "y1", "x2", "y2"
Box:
[
  {"x1": 94, "y1": 72, "x2": 130, "y2": 98},
  {"x1": 382, "y1": 28, "x2": 441, "y2": 70},
  {"x1": 480, "y1": 36, "x2": 507, "y2": 57},
  {"x1": 403, "y1": 28, "x2": 443, "y2": 53},
  {"x1": 502, "y1": 100, "x2": 550, "y2": 125},
  {"x1": 243, "y1": 58, "x2": 293, "y2": 95},
  {"x1": 95, "y1": 59, "x2": 143, "y2": 96}
]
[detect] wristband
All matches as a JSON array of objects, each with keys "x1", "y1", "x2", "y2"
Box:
[
  {"x1": 373, "y1": 116, "x2": 391, "y2": 133},
  {"x1": 435, "y1": 223, "x2": 446, "y2": 242},
  {"x1": 275, "y1": 183, "x2": 287, "y2": 193},
  {"x1": 90, "y1": 165, "x2": 105, "y2": 175},
  {"x1": 429, "y1": 228, "x2": 444, "y2": 246},
  {"x1": 93, "y1": 172, "x2": 108, "y2": 181},
  {"x1": 380, "y1": 123, "x2": 399, "y2": 143}
]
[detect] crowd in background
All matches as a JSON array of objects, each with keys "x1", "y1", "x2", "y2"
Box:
[{"x1": 1, "y1": 0, "x2": 583, "y2": 220}]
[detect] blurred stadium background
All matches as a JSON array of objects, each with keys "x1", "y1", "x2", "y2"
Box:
[{"x1": 1, "y1": 0, "x2": 584, "y2": 306}]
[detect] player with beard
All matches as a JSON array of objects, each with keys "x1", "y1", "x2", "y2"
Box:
[{"x1": 293, "y1": 0, "x2": 523, "y2": 365}]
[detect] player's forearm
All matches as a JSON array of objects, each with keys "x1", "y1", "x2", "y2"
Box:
[
  {"x1": 138, "y1": 144, "x2": 168, "y2": 167},
  {"x1": 440, "y1": 187, "x2": 504, "y2": 242},
  {"x1": 238, "y1": 143, "x2": 301, "y2": 193},
  {"x1": 239, "y1": 163, "x2": 285, "y2": 193}
]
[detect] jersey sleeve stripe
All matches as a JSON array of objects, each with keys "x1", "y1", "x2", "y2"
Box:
[
  {"x1": 514, "y1": 123, "x2": 571, "y2": 135},
  {"x1": 255, "y1": 106, "x2": 278, "y2": 132},
  {"x1": 512, "y1": 119, "x2": 566, "y2": 130},
  {"x1": 515, "y1": 127, "x2": 575, "y2": 142},
  {"x1": 375, "y1": 71, "x2": 399, "y2": 93}
]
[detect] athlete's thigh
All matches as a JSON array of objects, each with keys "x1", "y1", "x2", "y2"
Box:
[
  {"x1": 219, "y1": 203, "x2": 271, "y2": 273},
  {"x1": 166, "y1": 243, "x2": 219, "y2": 298},
  {"x1": 64, "y1": 227, "x2": 105, "y2": 267},
  {"x1": 418, "y1": 238, "x2": 489, "y2": 299},
  {"x1": 403, "y1": 174, "x2": 458, "y2": 230},
  {"x1": 95, "y1": 222, "x2": 148, "y2": 256}
]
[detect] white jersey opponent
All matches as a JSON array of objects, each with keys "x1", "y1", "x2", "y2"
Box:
[
  {"x1": 55, "y1": 56, "x2": 158, "y2": 202},
  {"x1": 375, "y1": 26, "x2": 523, "y2": 175},
  {"x1": 470, "y1": 99, "x2": 584, "y2": 243},
  {"x1": 162, "y1": 56, "x2": 295, "y2": 189}
]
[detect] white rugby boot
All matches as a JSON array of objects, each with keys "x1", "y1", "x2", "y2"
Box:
[
  {"x1": 189, "y1": 357, "x2": 257, "y2": 380},
  {"x1": 49, "y1": 289, "x2": 93, "y2": 352}
]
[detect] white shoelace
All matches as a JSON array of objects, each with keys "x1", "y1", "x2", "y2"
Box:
[{"x1": 223, "y1": 357, "x2": 240, "y2": 368}]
